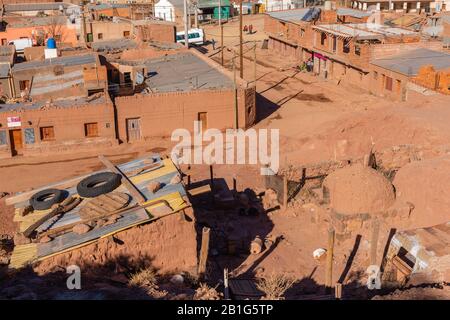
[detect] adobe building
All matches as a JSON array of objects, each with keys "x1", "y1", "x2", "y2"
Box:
[
  {"x1": 264, "y1": 6, "x2": 446, "y2": 96},
  {"x1": 0, "y1": 94, "x2": 116, "y2": 158},
  {"x1": 0, "y1": 45, "x2": 16, "y2": 99},
  {"x1": 84, "y1": 18, "x2": 176, "y2": 44},
  {"x1": 0, "y1": 15, "x2": 79, "y2": 46},
  {"x1": 114, "y1": 50, "x2": 256, "y2": 142},
  {"x1": 9, "y1": 53, "x2": 108, "y2": 101},
  {"x1": 370, "y1": 48, "x2": 450, "y2": 100}
]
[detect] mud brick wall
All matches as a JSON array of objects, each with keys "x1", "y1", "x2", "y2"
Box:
[
  {"x1": 134, "y1": 23, "x2": 176, "y2": 43},
  {"x1": 369, "y1": 41, "x2": 443, "y2": 61},
  {"x1": 0, "y1": 99, "x2": 116, "y2": 158},
  {"x1": 413, "y1": 66, "x2": 450, "y2": 95},
  {"x1": 34, "y1": 209, "x2": 199, "y2": 276},
  {"x1": 115, "y1": 87, "x2": 256, "y2": 142}
]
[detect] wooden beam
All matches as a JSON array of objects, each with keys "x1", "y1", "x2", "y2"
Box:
[
  {"x1": 187, "y1": 184, "x2": 211, "y2": 197},
  {"x1": 98, "y1": 155, "x2": 146, "y2": 204},
  {"x1": 198, "y1": 226, "x2": 211, "y2": 277}
]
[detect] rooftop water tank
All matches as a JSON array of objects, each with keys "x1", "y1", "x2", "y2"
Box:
[{"x1": 47, "y1": 38, "x2": 56, "y2": 49}]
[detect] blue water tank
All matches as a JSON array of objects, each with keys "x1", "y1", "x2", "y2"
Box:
[{"x1": 47, "y1": 38, "x2": 56, "y2": 49}]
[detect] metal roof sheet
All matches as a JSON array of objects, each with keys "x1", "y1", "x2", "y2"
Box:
[
  {"x1": 371, "y1": 48, "x2": 450, "y2": 76},
  {"x1": 12, "y1": 54, "x2": 97, "y2": 72},
  {"x1": 268, "y1": 7, "x2": 321, "y2": 23}
]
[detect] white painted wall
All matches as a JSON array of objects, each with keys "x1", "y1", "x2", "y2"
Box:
[{"x1": 154, "y1": 0, "x2": 176, "y2": 22}]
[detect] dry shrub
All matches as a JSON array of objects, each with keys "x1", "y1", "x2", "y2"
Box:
[
  {"x1": 193, "y1": 283, "x2": 221, "y2": 300},
  {"x1": 129, "y1": 267, "x2": 157, "y2": 289},
  {"x1": 257, "y1": 273, "x2": 295, "y2": 300}
]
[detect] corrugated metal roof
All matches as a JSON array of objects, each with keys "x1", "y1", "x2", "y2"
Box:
[
  {"x1": 12, "y1": 54, "x2": 97, "y2": 72},
  {"x1": 268, "y1": 7, "x2": 321, "y2": 23},
  {"x1": 371, "y1": 48, "x2": 450, "y2": 76},
  {"x1": 336, "y1": 8, "x2": 372, "y2": 18}
]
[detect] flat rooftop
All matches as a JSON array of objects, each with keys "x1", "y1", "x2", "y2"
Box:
[
  {"x1": 0, "y1": 95, "x2": 106, "y2": 113},
  {"x1": 371, "y1": 48, "x2": 450, "y2": 76},
  {"x1": 313, "y1": 23, "x2": 417, "y2": 39},
  {"x1": 143, "y1": 52, "x2": 233, "y2": 93},
  {"x1": 92, "y1": 39, "x2": 138, "y2": 52}
]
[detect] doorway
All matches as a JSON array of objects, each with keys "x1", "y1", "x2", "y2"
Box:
[
  {"x1": 198, "y1": 112, "x2": 207, "y2": 131},
  {"x1": 9, "y1": 129, "x2": 23, "y2": 156},
  {"x1": 126, "y1": 118, "x2": 141, "y2": 142}
]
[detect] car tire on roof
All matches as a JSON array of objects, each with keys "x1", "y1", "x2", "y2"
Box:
[
  {"x1": 30, "y1": 188, "x2": 65, "y2": 211},
  {"x1": 76, "y1": 172, "x2": 122, "y2": 198}
]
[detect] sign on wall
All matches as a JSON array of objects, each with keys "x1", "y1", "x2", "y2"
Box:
[{"x1": 7, "y1": 116, "x2": 21, "y2": 128}]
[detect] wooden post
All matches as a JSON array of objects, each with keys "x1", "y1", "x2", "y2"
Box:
[
  {"x1": 335, "y1": 282, "x2": 343, "y2": 300},
  {"x1": 224, "y1": 268, "x2": 230, "y2": 299},
  {"x1": 325, "y1": 228, "x2": 335, "y2": 293},
  {"x1": 370, "y1": 218, "x2": 380, "y2": 266},
  {"x1": 209, "y1": 165, "x2": 214, "y2": 189},
  {"x1": 198, "y1": 227, "x2": 211, "y2": 277},
  {"x1": 282, "y1": 175, "x2": 288, "y2": 210}
]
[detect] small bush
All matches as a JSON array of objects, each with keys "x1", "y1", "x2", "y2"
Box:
[
  {"x1": 257, "y1": 273, "x2": 295, "y2": 300},
  {"x1": 129, "y1": 267, "x2": 157, "y2": 289}
]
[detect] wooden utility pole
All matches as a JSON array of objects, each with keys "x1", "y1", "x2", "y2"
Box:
[
  {"x1": 183, "y1": 0, "x2": 189, "y2": 48},
  {"x1": 239, "y1": 1, "x2": 243, "y2": 78},
  {"x1": 253, "y1": 41, "x2": 257, "y2": 88},
  {"x1": 198, "y1": 227, "x2": 211, "y2": 277},
  {"x1": 219, "y1": 0, "x2": 224, "y2": 66},
  {"x1": 325, "y1": 228, "x2": 335, "y2": 293},
  {"x1": 232, "y1": 52, "x2": 238, "y2": 129}
]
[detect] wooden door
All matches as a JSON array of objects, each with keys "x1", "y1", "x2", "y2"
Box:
[
  {"x1": 198, "y1": 112, "x2": 207, "y2": 131},
  {"x1": 126, "y1": 118, "x2": 141, "y2": 142},
  {"x1": 9, "y1": 129, "x2": 23, "y2": 156}
]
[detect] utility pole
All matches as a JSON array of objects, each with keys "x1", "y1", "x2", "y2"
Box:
[
  {"x1": 239, "y1": 1, "x2": 243, "y2": 79},
  {"x1": 232, "y1": 52, "x2": 238, "y2": 129},
  {"x1": 194, "y1": 1, "x2": 198, "y2": 28},
  {"x1": 253, "y1": 41, "x2": 256, "y2": 88},
  {"x1": 219, "y1": 0, "x2": 224, "y2": 66},
  {"x1": 183, "y1": 0, "x2": 189, "y2": 48}
]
